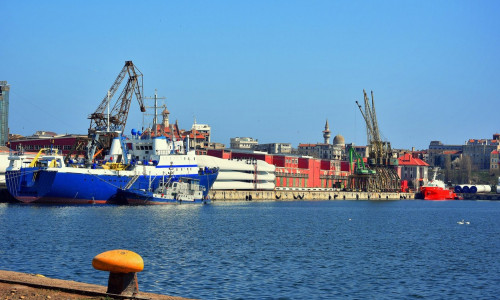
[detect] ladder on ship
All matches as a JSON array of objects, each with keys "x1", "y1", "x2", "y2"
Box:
[{"x1": 124, "y1": 175, "x2": 140, "y2": 190}]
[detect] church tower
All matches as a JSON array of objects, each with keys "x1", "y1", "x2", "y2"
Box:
[
  {"x1": 323, "y1": 119, "x2": 331, "y2": 144},
  {"x1": 162, "y1": 106, "x2": 170, "y2": 128}
]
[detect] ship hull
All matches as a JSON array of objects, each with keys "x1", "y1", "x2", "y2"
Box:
[{"x1": 420, "y1": 186, "x2": 457, "y2": 201}]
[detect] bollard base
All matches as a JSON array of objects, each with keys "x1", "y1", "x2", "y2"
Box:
[{"x1": 107, "y1": 272, "x2": 139, "y2": 296}]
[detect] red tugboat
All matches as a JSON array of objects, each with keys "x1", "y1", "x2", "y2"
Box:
[{"x1": 420, "y1": 169, "x2": 458, "y2": 200}]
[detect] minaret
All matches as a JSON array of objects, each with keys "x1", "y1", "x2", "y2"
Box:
[{"x1": 323, "y1": 119, "x2": 331, "y2": 144}]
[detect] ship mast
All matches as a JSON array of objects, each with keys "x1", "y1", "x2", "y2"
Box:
[{"x1": 144, "y1": 89, "x2": 166, "y2": 137}]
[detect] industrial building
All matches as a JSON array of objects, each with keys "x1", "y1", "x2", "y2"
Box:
[
  {"x1": 9, "y1": 131, "x2": 87, "y2": 156},
  {"x1": 207, "y1": 149, "x2": 349, "y2": 190},
  {"x1": 0, "y1": 81, "x2": 9, "y2": 146}
]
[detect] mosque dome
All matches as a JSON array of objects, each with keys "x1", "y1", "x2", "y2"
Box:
[{"x1": 333, "y1": 134, "x2": 345, "y2": 145}]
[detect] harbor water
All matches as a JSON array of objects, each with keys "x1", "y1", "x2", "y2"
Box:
[{"x1": 0, "y1": 200, "x2": 499, "y2": 299}]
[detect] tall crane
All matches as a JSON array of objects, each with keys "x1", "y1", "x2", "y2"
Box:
[
  {"x1": 353, "y1": 90, "x2": 400, "y2": 192},
  {"x1": 355, "y1": 89, "x2": 391, "y2": 165},
  {"x1": 86, "y1": 61, "x2": 146, "y2": 162}
]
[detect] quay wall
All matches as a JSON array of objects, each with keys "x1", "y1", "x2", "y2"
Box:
[
  {"x1": 210, "y1": 190, "x2": 415, "y2": 201},
  {"x1": 457, "y1": 193, "x2": 500, "y2": 201}
]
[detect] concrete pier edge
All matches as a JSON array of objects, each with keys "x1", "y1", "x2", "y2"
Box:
[
  {"x1": 0, "y1": 270, "x2": 192, "y2": 300},
  {"x1": 210, "y1": 190, "x2": 415, "y2": 201}
]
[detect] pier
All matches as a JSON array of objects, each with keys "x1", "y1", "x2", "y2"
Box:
[
  {"x1": 457, "y1": 193, "x2": 500, "y2": 201},
  {"x1": 210, "y1": 190, "x2": 415, "y2": 201},
  {"x1": 0, "y1": 270, "x2": 191, "y2": 300}
]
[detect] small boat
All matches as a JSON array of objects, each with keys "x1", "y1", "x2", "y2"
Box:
[{"x1": 117, "y1": 177, "x2": 209, "y2": 205}]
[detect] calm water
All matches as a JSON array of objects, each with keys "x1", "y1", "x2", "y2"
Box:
[{"x1": 0, "y1": 200, "x2": 499, "y2": 299}]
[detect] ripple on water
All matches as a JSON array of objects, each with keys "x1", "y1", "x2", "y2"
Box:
[{"x1": 0, "y1": 201, "x2": 499, "y2": 299}]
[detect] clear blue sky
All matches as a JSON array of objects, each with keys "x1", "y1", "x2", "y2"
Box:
[{"x1": 2, "y1": 0, "x2": 499, "y2": 150}]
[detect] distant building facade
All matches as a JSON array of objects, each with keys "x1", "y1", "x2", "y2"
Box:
[
  {"x1": 149, "y1": 107, "x2": 213, "y2": 150},
  {"x1": 0, "y1": 81, "x2": 10, "y2": 146},
  {"x1": 397, "y1": 153, "x2": 429, "y2": 189},
  {"x1": 9, "y1": 132, "x2": 87, "y2": 156},
  {"x1": 489, "y1": 150, "x2": 499, "y2": 173},
  {"x1": 346, "y1": 144, "x2": 369, "y2": 158},
  {"x1": 255, "y1": 143, "x2": 292, "y2": 154},
  {"x1": 463, "y1": 136, "x2": 500, "y2": 170},
  {"x1": 427, "y1": 141, "x2": 462, "y2": 167},
  {"x1": 428, "y1": 134, "x2": 500, "y2": 170},
  {"x1": 298, "y1": 120, "x2": 345, "y2": 160},
  {"x1": 230, "y1": 137, "x2": 258, "y2": 150},
  {"x1": 203, "y1": 142, "x2": 225, "y2": 150},
  {"x1": 298, "y1": 143, "x2": 344, "y2": 160}
]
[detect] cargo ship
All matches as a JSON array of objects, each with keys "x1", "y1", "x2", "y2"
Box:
[{"x1": 5, "y1": 134, "x2": 218, "y2": 204}]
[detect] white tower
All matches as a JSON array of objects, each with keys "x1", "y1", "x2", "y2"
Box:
[{"x1": 322, "y1": 119, "x2": 331, "y2": 144}]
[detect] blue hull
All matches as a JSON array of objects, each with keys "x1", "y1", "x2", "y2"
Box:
[{"x1": 6, "y1": 169, "x2": 218, "y2": 204}]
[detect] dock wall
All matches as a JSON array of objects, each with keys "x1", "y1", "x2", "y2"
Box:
[
  {"x1": 210, "y1": 190, "x2": 415, "y2": 201},
  {"x1": 457, "y1": 193, "x2": 500, "y2": 201}
]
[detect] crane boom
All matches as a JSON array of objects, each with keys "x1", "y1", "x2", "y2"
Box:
[
  {"x1": 86, "y1": 61, "x2": 146, "y2": 163},
  {"x1": 356, "y1": 90, "x2": 391, "y2": 164},
  {"x1": 356, "y1": 100, "x2": 373, "y2": 142},
  {"x1": 88, "y1": 61, "x2": 145, "y2": 135}
]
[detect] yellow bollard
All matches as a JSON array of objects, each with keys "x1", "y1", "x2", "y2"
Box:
[{"x1": 92, "y1": 249, "x2": 144, "y2": 296}]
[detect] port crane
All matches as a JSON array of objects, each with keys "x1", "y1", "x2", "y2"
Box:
[
  {"x1": 352, "y1": 90, "x2": 400, "y2": 192},
  {"x1": 355, "y1": 90, "x2": 392, "y2": 165},
  {"x1": 86, "y1": 61, "x2": 146, "y2": 163},
  {"x1": 65, "y1": 61, "x2": 146, "y2": 163}
]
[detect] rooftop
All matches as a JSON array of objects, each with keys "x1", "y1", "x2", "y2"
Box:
[{"x1": 398, "y1": 153, "x2": 429, "y2": 166}]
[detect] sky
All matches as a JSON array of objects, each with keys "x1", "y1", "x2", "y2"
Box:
[{"x1": 2, "y1": 0, "x2": 499, "y2": 150}]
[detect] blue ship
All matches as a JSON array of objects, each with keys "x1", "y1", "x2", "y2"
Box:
[{"x1": 5, "y1": 135, "x2": 218, "y2": 204}]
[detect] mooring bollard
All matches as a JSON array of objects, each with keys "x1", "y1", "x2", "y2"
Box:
[{"x1": 92, "y1": 249, "x2": 144, "y2": 296}]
